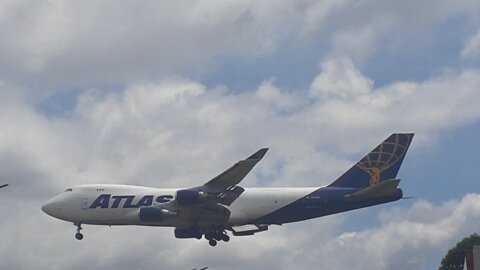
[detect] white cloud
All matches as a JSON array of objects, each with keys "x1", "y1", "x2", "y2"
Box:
[
  {"x1": 2, "y1": 58, "x2": 480, "y2": 189},
  {"x1": 462, "y1": 30, "x2": 480, "y2": 61},
  {"x1": 309, "y1": 58, "x2": 373, "y2": 100},
  {"x1": 1, "y1": 59, "x2": 480, "y2": 269},
  {"x1": 317, "y1": 194, "x2": 480, "y2": 270},
  {"x1": 304, "y1": 60, "x2": 480, "y2": 153}
]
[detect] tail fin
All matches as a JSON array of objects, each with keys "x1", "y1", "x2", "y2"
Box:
[{"x1": 328, "y1": 133, "x2": 414, "y2": 188}]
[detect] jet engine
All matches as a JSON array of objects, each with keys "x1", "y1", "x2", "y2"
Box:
[
  {"x1": 138, "y1": 206, "x2": 175, "y2": 222},
  {"x1": 175, "y1": 189, "x2": 208, "y2": 205},
  {"x1": 174, "y1": 227, "x2": 202, "y2": 239}
]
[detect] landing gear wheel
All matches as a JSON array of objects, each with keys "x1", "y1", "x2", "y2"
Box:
[
  {"x1": 208, "y1": 239, "x2": 217, "y2": 247},
  {"x1": 75, "y1": 232, "x2": 84, "y2": 240},
  {"x1": 74, "y1": 223, "x2": 83, "y2": 240},
  {"x1": 221, "y1": 234, "x2": 230, "y2": 242},
  {"x1": 205, "y1": 233, "x2": 213, "y2": 240}
]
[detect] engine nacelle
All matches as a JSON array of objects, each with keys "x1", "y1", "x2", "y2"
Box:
[
  {"x1": 175, "y1": 189, "x2": 207, "y2": 205},
  {"x1": 174, "y1": 227, "x2": 202, "y2": 239},
  {"x1": 138, "y1": 207, "x2": 175, "y2": 222}
]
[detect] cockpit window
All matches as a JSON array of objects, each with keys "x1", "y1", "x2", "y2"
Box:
[{"x1": 65, "y1": 188, "x2": 73, "y2": 192}]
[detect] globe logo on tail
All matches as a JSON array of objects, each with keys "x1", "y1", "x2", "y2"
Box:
[{"x1": 355, "y1": 134, "x2": 412, "y2": 186}]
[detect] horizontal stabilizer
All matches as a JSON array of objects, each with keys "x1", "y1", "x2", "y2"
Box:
[
  {"x1": 231, "y1": 224, "x2": 268, "y2": 236},
  {"x1": 345, "y1": 179, "x2": 400, "y2": 200}
]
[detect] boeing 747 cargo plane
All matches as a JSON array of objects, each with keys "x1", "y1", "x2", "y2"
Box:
[{"x1": 42, "y1": 133, "x2": 414, "y2": 246}]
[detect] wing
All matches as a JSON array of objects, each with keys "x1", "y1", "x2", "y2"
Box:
[
  {"x1": 198, "y1": 148, "x2": 268, "y2": 206},
  {"x1": 138, "y1": 149, "x2": 268, "y2": 231},
  {"x1": 0, "y1": 184, "x2": 8, "y2": 189}
]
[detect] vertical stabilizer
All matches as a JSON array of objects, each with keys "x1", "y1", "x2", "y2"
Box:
[{"x1": 328, "y1": 133, "x2": 414, "y2": 189}]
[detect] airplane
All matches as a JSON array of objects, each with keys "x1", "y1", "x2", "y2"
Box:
[{"x1": 42, "y1": 133, "x2": 414, "y2": 246}]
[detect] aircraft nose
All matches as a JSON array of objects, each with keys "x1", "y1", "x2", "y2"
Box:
[{"x1": 41, "y1": 198, "x2": 63, "y2": 218}]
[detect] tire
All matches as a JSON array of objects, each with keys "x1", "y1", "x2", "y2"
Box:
[{"x1": 75, "y1": 233, "x2": 83, "y2": 240}]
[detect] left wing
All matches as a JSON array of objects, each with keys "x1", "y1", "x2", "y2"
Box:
[
  {"x1": 197, "y1": 148, "x2": 268, "y2": 206},
  {"x1": 140, "y1": 148, "x2": 268, "y2": 223}
]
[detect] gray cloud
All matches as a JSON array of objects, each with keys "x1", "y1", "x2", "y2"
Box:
[
  {"x1": 0, "y1": 0, "x2": 303, "y2": 87},
  {"x1": 1, "y1": 0, "x2": 478, "y2": 89},
  {"x1": 302, "y1": 0, "x2": 480, "y2": 65}
]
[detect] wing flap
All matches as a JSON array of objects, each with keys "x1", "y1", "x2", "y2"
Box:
[
  {"x1": 231, "y1": 224, "x2": 268, "y2": 236},
  {"x1": 216, "y1": 186, "x2": 245, "y2": 206}
]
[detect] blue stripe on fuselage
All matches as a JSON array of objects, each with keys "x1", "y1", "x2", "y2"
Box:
[{"x1": 253, "y1": 187, "x2": 403, "y2": 224}]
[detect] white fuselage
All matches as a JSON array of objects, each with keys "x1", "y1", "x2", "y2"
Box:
[{"x1": 42, "y1": 184, "x2": 317, "y2": 227}]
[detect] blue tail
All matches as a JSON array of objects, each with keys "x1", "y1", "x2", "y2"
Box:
[{"x1": 328, "y1": 133, "x2": 414, "y2": 188}]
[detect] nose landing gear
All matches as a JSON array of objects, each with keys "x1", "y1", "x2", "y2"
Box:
[{"x1": 74, "y1": 223, "x2": 83, "y2": 240}]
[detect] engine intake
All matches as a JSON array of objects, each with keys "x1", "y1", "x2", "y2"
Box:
[{"x1": 176, "y1": 189, "x2": 207, "y2": 205}]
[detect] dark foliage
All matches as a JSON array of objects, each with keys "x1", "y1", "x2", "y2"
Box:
[{"x1": 439, "y1": 234, "x2": 480, "y2": 270}]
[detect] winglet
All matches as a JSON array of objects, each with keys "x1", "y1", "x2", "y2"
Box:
[{"x1": 247, "y1": 148, "x2": 269, "y2": 160}]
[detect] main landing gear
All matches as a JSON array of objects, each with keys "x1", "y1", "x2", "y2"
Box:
[
  {"x1": 74, "y1": 223, "x2": 83, "y2": 240},
  {"x1": 204, "y1": 229, "x2": 230, "y2": 247}
]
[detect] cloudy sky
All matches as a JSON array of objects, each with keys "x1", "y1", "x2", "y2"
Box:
[{"x1": 1, "y1": 0, "x2": 480, "y2": 269}]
